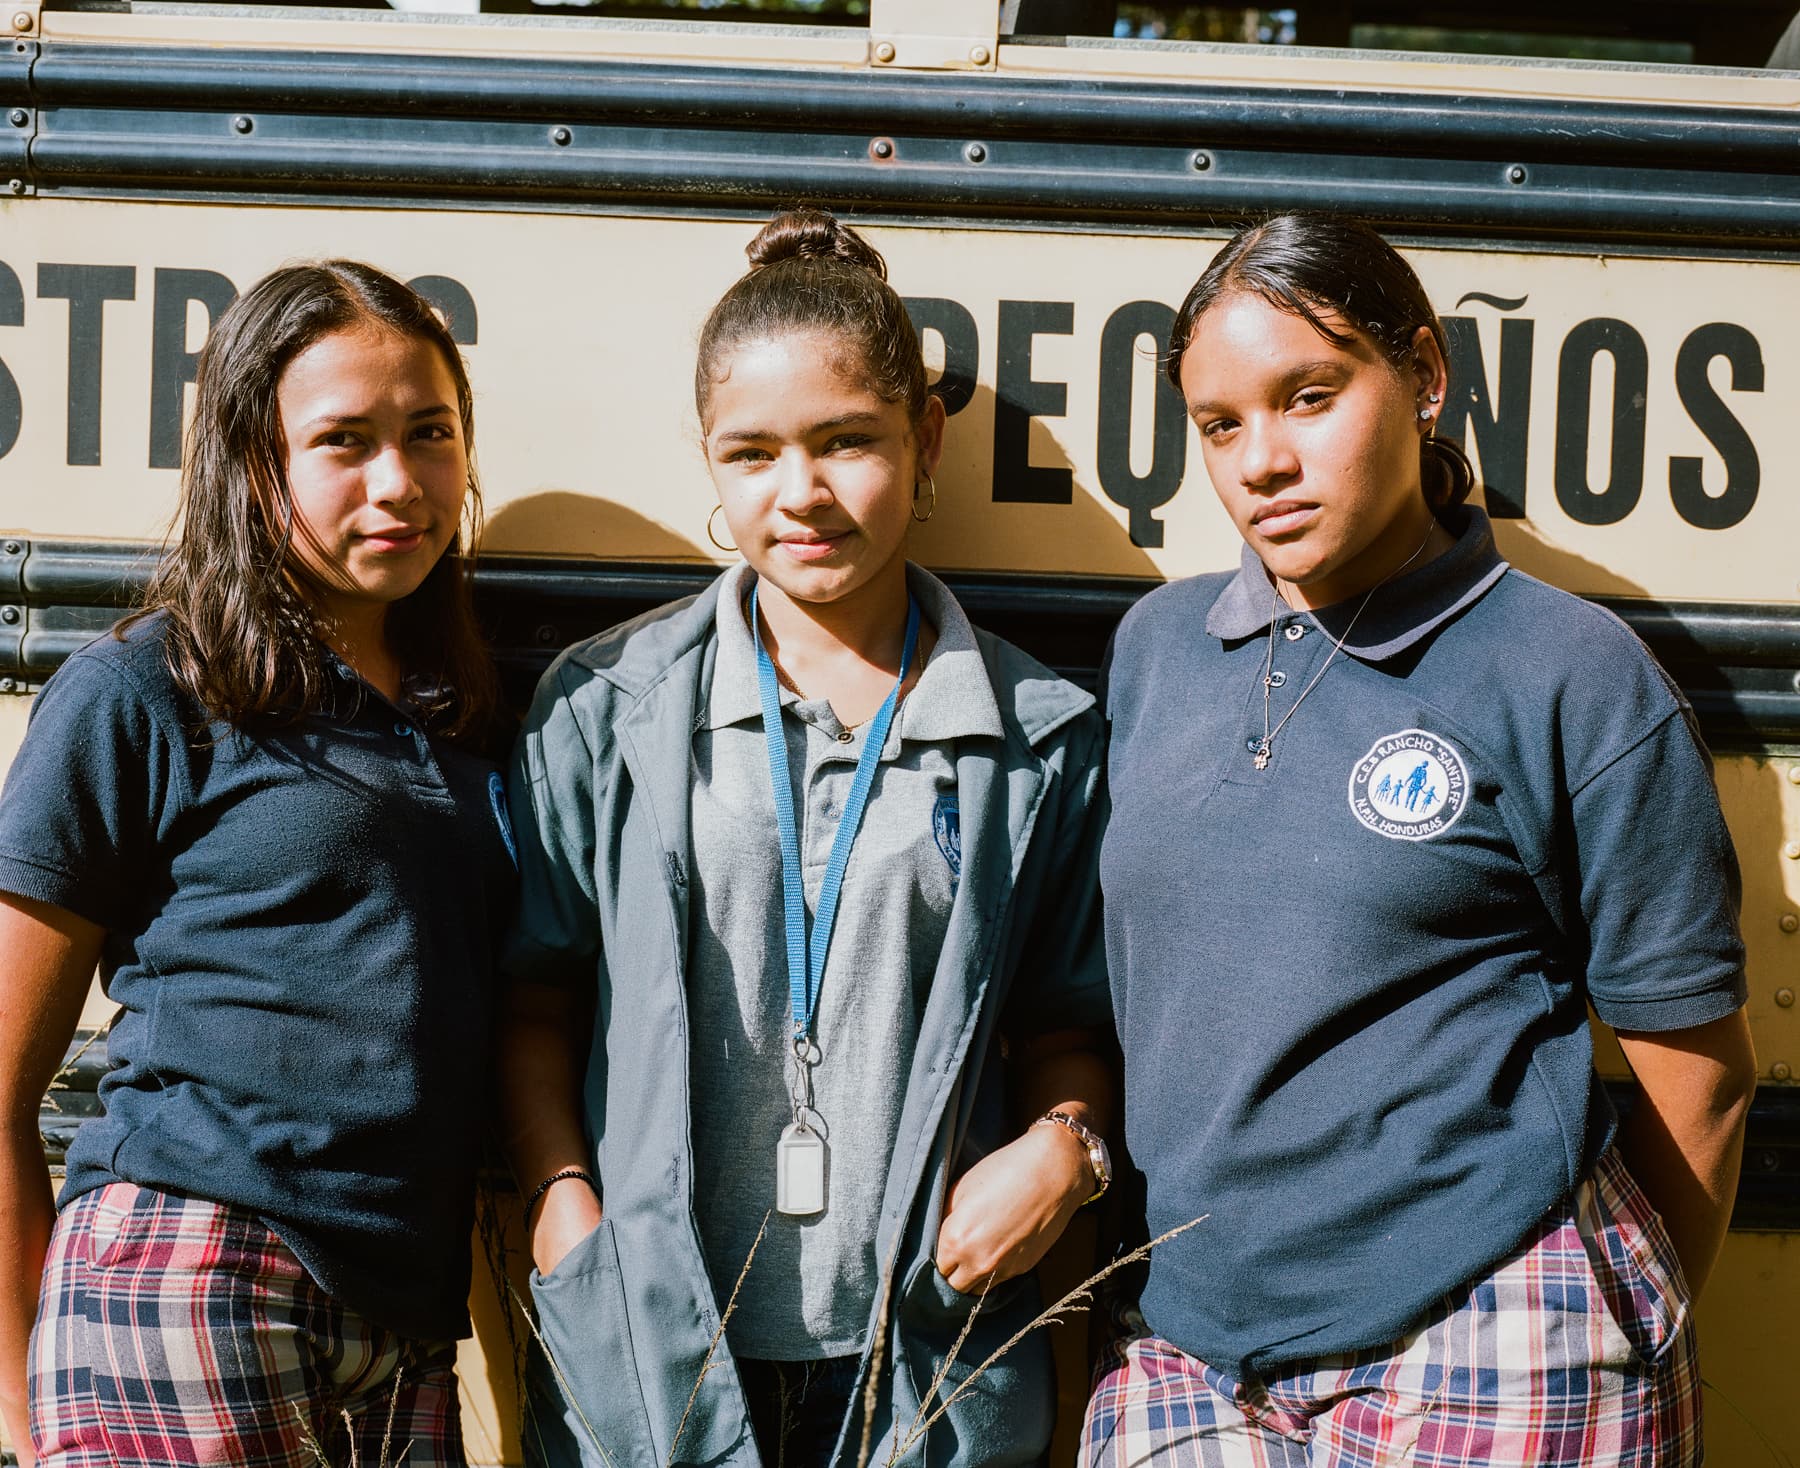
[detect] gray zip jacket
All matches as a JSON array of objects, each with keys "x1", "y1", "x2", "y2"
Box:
[{"x1": 504, "y1": 568, "x2": 1110, "y2": 1468}]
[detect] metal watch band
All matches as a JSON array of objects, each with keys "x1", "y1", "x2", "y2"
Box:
[{"x1": 1034, "y1": 1109, "x2": 1111, "y2": 1205}]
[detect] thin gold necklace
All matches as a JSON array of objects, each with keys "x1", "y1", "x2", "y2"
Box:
[{"x1": 1253, "y1": 523, "x2": 1437, "y2": 771}]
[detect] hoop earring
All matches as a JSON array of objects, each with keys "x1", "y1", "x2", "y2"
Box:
[
  {"x1": 706, "y1": 504, "x2": 737, "y2": 553},
  {"x1": 911, "y1": 473, "x2": 937, "y2": 524}
]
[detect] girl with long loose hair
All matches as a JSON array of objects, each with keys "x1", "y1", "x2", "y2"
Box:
[{"x1": 0, "y1": 261, "x2": 512, "y2": 1466}]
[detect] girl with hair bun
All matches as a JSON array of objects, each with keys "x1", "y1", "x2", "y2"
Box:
[
  {"x1": 499, "y1": 207, "x2": 1113, "y2": 1467},
  {"x1": 0, "y1": 261, "x2": 511, "y2": 1465},
  {"x1": 1086, "y1": 212, "x2": 1754, "y2": 1467}
]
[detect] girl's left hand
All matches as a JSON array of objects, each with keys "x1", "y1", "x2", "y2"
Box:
[{"x1": 932, "y1": 1121, "x2": 1094, "y2": 1294}]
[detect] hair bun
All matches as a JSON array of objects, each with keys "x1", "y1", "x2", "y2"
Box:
[{"x1": 745, "y1": 207, "x2": 889, "y2": 281}]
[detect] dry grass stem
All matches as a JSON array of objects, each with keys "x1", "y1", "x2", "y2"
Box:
[
  {"x1": 505, "y1": 1277, "x2": 616, "y2": 1467},
  {"x1": 475, "y1": 1179, "x2": 529, "y2": 1428},
  {"x1": 883, "y1": 1214, "x2": 1208, "y2": 1465},
  {"x1": 885, "y1": 1271, "x2": 994, "y2": 1466},
  {"x1": 1699, "y1": 1376, "x2": 1794, "y2": 1468},
  {"x1": 376, "y1": 1366, "x2": 410, "y2": 1468},
  {"x1": 43, "y1": 1013, "x2": 117, "y2": 1114},
  {"x1": 1379, "y1": 1371, "x2": 1449, "y2": 1467},
  {"x1": 666, "y1": 1209, "x2": 770, "y2": 1467},
  {"x1": 853, "y1": 1231, "x2": 908, "y2": 1468}
]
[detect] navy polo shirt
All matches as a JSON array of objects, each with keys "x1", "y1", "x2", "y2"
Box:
[
  {"x1": 1102, "y1": 508, "x2": 1745, "y2": 1378},
  {"x1": 0, "y1": 616, "x2": 515, "y2": 1341}
]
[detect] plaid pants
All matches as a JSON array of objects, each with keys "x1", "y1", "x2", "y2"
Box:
[
  {"x1": 29, "y1": 1182, "x2": 466, "y2": 1468},
  {"x1": 1082, "y1": 1148, "x2": 1700, "y2": 1468}
]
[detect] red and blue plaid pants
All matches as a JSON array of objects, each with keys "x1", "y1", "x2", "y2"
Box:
[
  {"x1": 29, "y1": 1182, "x2": 466, "y2": 1467},
  {"x1": 1082, "y1": 1148, "x2": 1700, "y2": 1467}
]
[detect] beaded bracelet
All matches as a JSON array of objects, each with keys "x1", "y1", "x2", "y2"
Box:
[{"x1": 525, "y1": 1167, "x2": 599, "y2": 1223}]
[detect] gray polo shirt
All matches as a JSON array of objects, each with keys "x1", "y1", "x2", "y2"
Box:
[{"x1": 687, "y1": 561, "x2": 1002, "y2": 1360}]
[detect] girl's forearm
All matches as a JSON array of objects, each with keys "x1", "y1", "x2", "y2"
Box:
[
  {"x1": 1614, "y1": 1010, "x2": 1757, "y2": 1300},
  {"x1": 0, "y1": 1125, "x2": 55, "y2": 1466}
]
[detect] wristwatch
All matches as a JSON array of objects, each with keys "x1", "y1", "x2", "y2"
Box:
[{"x1": 1033, "y1": 1110, "x2": 1112, "y2": 1205}]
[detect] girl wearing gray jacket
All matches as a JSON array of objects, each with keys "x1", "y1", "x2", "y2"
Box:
[{"x1": 498, "y1": 208, "x2": 1115, "y2": 1468}]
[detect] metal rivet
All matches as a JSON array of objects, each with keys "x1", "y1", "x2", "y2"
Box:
[
  {"x1": 1789, "y1": 764, "x2": 1800, "y2": 785},
  {"x1": 535, "y1": 624, "x2": 559, "y2": 645},
  {"x1": 6, "y1": 178, "x2": 23, "y2": 195},
  {"x1": 1783, "y1": 915, "x2": 1800, "y2": 935},
  {"x1": 232, "y1": 115, "x2": 253, "y2": 135},
  {"x1": 0, "y1": 677, "x2": 14, "y2": 693},
  {"x1": 1508, "y1": 165, "x2": 1527, "y2": 184},
  {"x1": 1774, "y1": 1061, "x2": 1794, "y2": 1083},
  {"x1": 1785, "y1": 841, "x2": 1800, "y2": 860},
  {"x1": 963, "y1": 141, "x2": 987, "y2": 164},
  {"x1": 2, "y1": 540, "x2": 18, "y2": 554},
  {"x1": 10, "y1": 11, "x2": 30, "y2": 32},
  {"x1": 1777, "y1": 986, "x2": 1796, "y2": 1007},
  {"x1": 7, "y1": 108, "x2": 25, "y2": 127},
  {"x1": 550, "y1": 126, "x2": 571, "y2": 146},
  {"x1": 873, "y1": 40, "x2": 896, "y2": 63},
  {"x1": 0, "y1": 605, "x2": 18, "y2": 624},
  {"x1": 1191, "y1": 150, "x2": 1212, "y2": 171},
  {"x1": 869, "y1": 137, "x2": 894, "y2": 160},
  {"x1": 969, "y1": 44, "x2": 991, "y2": 65}
]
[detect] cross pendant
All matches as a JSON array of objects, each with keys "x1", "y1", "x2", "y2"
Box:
[{"x1": 1253, "y1": 743, "x2": 1271, "y2": 770}]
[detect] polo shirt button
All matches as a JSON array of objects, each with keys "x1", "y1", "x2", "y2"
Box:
[
  {"x1": 1268, "y1": 670, "x2": 1288, "y2": 687},
  {"x1": 835, "y1": 729, "x2": 854, "y2": 744},
  {"x1": 1246, "y1": 738, "x2": 1261, "y2": 753},
  {"x1": 394, "y1": 722, "x2": 412, "y2": 737},
  {"x1": 1284, "y1": 624, "x2": 1306, "y2": 641}
]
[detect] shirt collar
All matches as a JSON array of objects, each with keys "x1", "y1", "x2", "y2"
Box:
[
  {"x1": 1203, "y1": 505, "x2": 1509, "y2": 661},
  {"x1": 706, "y1": 560, "x2": 1004, "y2": 741}
]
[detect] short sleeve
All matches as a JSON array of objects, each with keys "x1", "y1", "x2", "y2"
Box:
[
  {"x1": 1006, "y1": 709, "x2": 1113, "y2": 1034},
  {"x1": 500, "y1": 660, "x2": 604, "y2": 990},
  {"x1": 1575, "y1": 708, "x2": 1747, "y2": 1032},
  {"x1": 0, "y1": 649, "x2": 174, "y2": 931}
]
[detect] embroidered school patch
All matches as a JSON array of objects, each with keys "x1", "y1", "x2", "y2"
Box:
[
  {"x1": 1348, "y1": 729, "x2": 1469, "y2": 841},
  {"x1": 489, "y1": 770, "x2": 519, "y2": 867},
  {"x1": 933, "y1": 794, "x2": 962, "y2": 876}
]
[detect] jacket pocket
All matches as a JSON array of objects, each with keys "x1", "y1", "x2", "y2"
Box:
[
  {"x1": 898, "y1": 1254, "x2": 1027, "y2": 1332},
  {"x1": 892, "y1": 1257, "x2": 1052, "y2": 1467},
  {"x1": 526, "y1": 1218, "x2": 659, "y2": 1468},
  {"x1": 1573, "y1": 1148, "x2": 1691, "y2": 1370}
]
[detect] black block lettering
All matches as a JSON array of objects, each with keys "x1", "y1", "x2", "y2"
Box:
[
  {"x1": 1554, "y1": 318, "x2": 1648, "y2": 527},
  {"x1": 408, "y1": 275, "x2": 478, "y2": 345},
  {"x1": 993, "y1": 300, "x2": 1073, "y2": 504},
  {"x1": 1670, "y1": 323, "x2": 1762, "y2": 532},
  {"x1": 904, "y1": 296, "x2": 978, "y2": 417},
  {"x1": 149, "y1": 269, "x2": 237, "y2": 470},
  {"x1": 1440, "y1": 316, "x2": 1534, "y2": 519},
  {"x1": 0, "y1": 260, "x2": 21, "y2": 461},
  {"x1": 38, "y1": 263, "x2": 136, "y2": 467},
  {"x1": 1095, "y1": 300, "x2": 1186, "y2": 548}
]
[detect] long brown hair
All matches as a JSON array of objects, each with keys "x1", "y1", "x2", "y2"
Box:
[
  {"x1": 1168, "y1": 213, "x2": 1475, "y2": 514},
  {"x1": 125, "y1": 260, "x2": 499, "y2": 746}
]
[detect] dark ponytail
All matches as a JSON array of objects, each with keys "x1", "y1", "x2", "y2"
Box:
[
  {"x1": 1168, "y1": 212, "x2": 1474, "y2": 514},
  {"x1": 695, "y1": 207, "x2": 929, "y2": 431}
]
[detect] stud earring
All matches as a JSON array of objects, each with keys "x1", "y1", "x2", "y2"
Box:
[
  {"x1": 1418, "y1": 408, "x2": 1434, "y2": 422},
  {"x1": 1428, "y1": 391, "x2": 1441, "y2": 404}
]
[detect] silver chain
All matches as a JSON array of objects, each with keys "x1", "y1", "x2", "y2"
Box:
[{"x1": 1253, "y1": 523, "x2": 1438, "y2": 771}]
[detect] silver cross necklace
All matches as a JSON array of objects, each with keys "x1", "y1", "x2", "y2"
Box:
[{"x1": 1252, "y1": 523, "x2": 1438, "y2": 771}]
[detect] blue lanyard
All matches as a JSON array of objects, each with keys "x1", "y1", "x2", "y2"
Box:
[{"x1": 751, "y1": 581, "x2": 921, "y2": 1047}]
